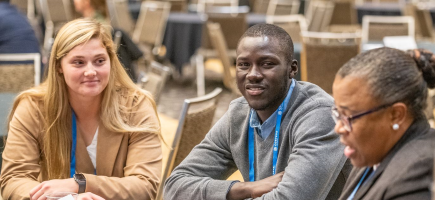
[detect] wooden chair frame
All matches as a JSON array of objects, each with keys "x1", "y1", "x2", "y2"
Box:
[
  {"x1": 155, "y1": 87, "x2": 223, "y2": 200},
  {"x1": 362, "y1": 15, "x2": 415, "y2": 44}
]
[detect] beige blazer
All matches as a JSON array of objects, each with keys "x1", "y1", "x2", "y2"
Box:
[{"x1": 0, "y1": 88, "x2": 162, "y2": 200}]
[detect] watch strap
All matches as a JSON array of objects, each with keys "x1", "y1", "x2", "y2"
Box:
[{"x1": 73, "y1": 173, "x2": 86, "y2": 194}]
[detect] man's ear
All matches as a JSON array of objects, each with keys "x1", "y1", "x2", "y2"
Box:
[{"x1": 289, "y1": 59, "x2": 298, "y2": 79}]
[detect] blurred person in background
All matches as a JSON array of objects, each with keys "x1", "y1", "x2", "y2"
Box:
[
  {"x1": 0, "y1": 0, "x2": 40, "y2": 55},
  {"x1": 333, "y1": 47, "x2": 435, "y2": 200},
  {"x1": 73, "y1": 0, "x2": 142, "y2": 82},
  {"x1": 0, "y1": 18, "x2": 162, "y2": 200},
  {"x1": 73, "y1": 0, "x2": 107, "y2": 23}
]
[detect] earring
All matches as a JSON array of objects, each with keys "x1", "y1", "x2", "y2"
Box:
[{"x1": 392, "y1": 124, "x2": 399, "y2": 130}]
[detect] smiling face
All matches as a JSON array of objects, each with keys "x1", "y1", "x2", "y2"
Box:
[
  {"x1": 236, "y1": 36, "x2": 297, "y2": 121},
  {"x1": 60, "y1": 38, "x2": 110, "y2": 100},
  {"x1": 332, "y1": 75, "x2": 398, "y2": 167}
]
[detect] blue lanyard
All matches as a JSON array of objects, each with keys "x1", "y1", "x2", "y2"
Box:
[
  {"x1": 71, "y1": 111, "x2": 97, "y2": 178},
  {"x1": 347, "y1": 167, "x2": 371, "y2": 200},
  {"x1": 70, "y1": 111, "x2": 78, "y2": 178},
  {"x1": 248, "y1": 80, "x2": 295, "y2": 182}
]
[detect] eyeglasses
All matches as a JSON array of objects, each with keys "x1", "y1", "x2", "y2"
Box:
[{"x1": 331, "y1": 103, "x2": 394, "y2": 132}]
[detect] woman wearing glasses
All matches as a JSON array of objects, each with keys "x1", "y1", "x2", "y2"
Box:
[{"x1": 332, "y1": 47, "x2": 435, "y2": 200}]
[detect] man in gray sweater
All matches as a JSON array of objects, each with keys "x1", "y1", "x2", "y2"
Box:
[{"x1": 164, "y1": 24, "x2": 351, "y2": 200}]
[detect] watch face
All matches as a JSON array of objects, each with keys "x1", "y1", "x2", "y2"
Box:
[{"x1": 74, "y1": 174, "x2": 86, "y2": 182}]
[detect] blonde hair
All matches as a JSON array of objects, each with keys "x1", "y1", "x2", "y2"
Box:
[{"x1": 8, "y1": 18, "x2": 158, "y2": 180}]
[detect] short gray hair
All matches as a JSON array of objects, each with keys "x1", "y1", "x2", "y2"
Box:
[{"x1": 337, "y1": 47, "x2": 435, "y2": 120}]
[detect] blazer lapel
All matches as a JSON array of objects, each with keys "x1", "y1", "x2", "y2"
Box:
[
  {"x1": 96, "y1": 122, "x2": 124, "y2": 176},
  {"x1": 340, "y1": 168, "x2": 368, "y2": 199},
  {"x1": 353, "y1": 120, "x2": 430, "y2": 199},
  {"x1": 75, "y1": 129, "x2": 95, "y2": 174},
  {"x1": 353, "y1": 167, "x2": 384, "y2": 199}
]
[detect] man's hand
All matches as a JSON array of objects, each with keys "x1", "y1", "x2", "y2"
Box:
[
  {"x1": 227, "y1": 171, "x2": 284, "y2": 200},
  {"x1": 29, "y1": 178, "x2": 78, "y2": 200},
  {"x1": 78, "y1": 192, "x2": 105, "y2": 200}
]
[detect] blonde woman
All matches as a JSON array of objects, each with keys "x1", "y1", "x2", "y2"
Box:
[{"x1": 0, "y1": 18, "x2": 162, "y2": 200}]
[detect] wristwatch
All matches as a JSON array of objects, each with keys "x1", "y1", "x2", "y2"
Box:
[{"x1": 73, "y1": 173, "x2": 86, "y2": 194}]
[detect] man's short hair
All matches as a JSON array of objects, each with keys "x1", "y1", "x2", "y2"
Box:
[{"x1": 237, "y1": 23, "x2": 294, "y2": 64}]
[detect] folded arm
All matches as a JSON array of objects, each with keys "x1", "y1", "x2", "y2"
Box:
[{"x1": 250, "y1": 106, "x2": 347, "y2": 200}]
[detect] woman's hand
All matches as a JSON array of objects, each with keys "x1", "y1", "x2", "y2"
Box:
[
  {"x1": 78, "y1": 192, "x2": 105, "y2": 200},
  {"x1": 29, "y1": 178, "x2": 78, "y2": 200}
]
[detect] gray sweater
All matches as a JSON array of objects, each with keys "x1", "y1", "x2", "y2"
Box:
[{"x1": 164, "y1": 81, "x2": 351, "y2": 200}]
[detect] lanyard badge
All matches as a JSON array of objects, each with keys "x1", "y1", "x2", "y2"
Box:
[{"x1": 248, "y1": 79, "x2": 295, "y2": 182}]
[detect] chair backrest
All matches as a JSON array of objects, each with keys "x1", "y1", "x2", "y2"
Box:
[
  {"x1": 0, "y1": 93, "x2": 16, "y2": 136},
  {"x1": 301, "y1": 31, "x2": 361, "y2": 94},
  {"x1": 266, "y1": 0, "x2": 301, "y2": 16},
  {"x1": 133, "y1": 1, "x2": 171, "y2": 47},
  {"x1": 113, "y1": 30, "x2": 123, "y2": 52},
  {"x1": 355, "y1": 0, "x2": 405, "y2": 4},
  {"x1": 202, "y1": 12, "x2": 247, "y2": 50},
  {"x1": 39, "y1": 0, "x2": 73, "y2": 24},
  {"x1": 206, "y1": 22, "x2": 240, "y2": 94},
  {"x1": 137, "y1": 61, "x2": 171, "y2": 103},
  {"x1": 329, "y1": 0, "x2": 357, "y2": 25},
  {"x1": 306, "y1": 1, "x2": 335, "y2": 32},
  {"x1": 0, "y1": 53, "x2": 41, "y2": 93},
  {"x1": 196, "y1": 0, "x2": 239, "y2": 13},
  {"x1": 266, "y1": 14, "x2": 308, "y2": 42},
  {"x1": 414, "y1": 3, "x2": 434, "y2": 40},
  {"x1": 107, "y1": 0, "x2": 135, "y2": 35},
  {"x1": 156, "y1": 87, "x2": 223, "y2": 200},
  {"x1": 362, "y1": 15, "x2": 415, "y2": 43},
  {"x1": 162, "y1": 0, "x2": 187, "y2": 12},
  {"x1": 253, "y1": 0, "x2": 270, "y2": 14}
]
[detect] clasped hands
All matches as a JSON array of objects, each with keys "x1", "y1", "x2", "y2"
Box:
[{"x1": 29, "y1": 179, "x2": 104, "y2": 200}]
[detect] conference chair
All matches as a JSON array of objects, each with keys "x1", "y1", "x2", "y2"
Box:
[
  {"x1": 266, "y1": 14, "x2": 308, "y2": 43},
  {"x1": 156, "y1": 87, "x2": 223, "y2": 200},
  {"x1": 361, "y1": 15, "x2": 415, "y2": 43},
  {"x1": 403, "y1": 3, "x2": 434, "y2": 41},
  {"x1": 266, "y1": 0, "x2": 301, "y2": 16},
  {"x1": 137, "y1": 61, "x2": 171, "y2": 103},
  {"x1": 107, "y1": 0, "x2": 136, "y2": 35},
  {"x1": 329, "y1": 0, "x2": 357, "y2": 25},
  {"x1": 204, "y1": 22, "x2": 241, "y2": 95},
  {"x1": 305, "y1": 1, "x2": 335, "y2": 32},
  {"x1": 0, "y1": 53, "x2": 41, "y2": 93},
  {"x1": 195, "y1": 0, "x2": 239, "y2": 13},
  {"x1": 0, "y1": 53, "x2": 41, "y2": 163},
  {"x1": 301, "y1": 31, "x2": 361, "y2": 94},
  {"x1": 193, "y1": 10, "x2": 247, "y2": 96},
  {"x1": 132, "y1": 1, "x2": 171, "y2": 62},
  {"x1": 38, "y1": 0, "x2": 74, "y2": 54}
]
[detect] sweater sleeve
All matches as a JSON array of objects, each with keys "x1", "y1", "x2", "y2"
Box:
[
  {"x1": 163, "y1": 111, "x2": 238, "y2": 200},
  {"x1": 255, "y1": 105, "x2": 347, "y2": 200},
  {"x1": 0, "y1": 98, "x2": 42, "y2": 200}
]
